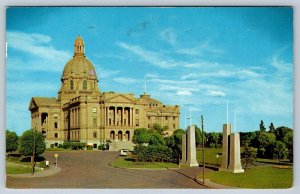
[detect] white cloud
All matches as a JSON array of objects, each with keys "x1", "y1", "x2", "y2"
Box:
[
  {"x1": 117, "y1": 42, "x2": 177, "y2": 69},
  {"x1": 7, "y1": 31, "x2": 71, "y2": 63},
  {"x1": 113, "y1": 77, "x2": 139, "y2": 84},
  {"x1": 176, "y1": 90, "x2": 192, "y2": 96},
  {"x1": 207, "y1": 90, "x2": 226, "y2": 97}
]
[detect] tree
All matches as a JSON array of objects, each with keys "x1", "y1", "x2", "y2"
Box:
[
  {"x1": 273, "y1": 141, "x2": 288, "y2": 163},
  {"x1": 275, "y1": 126, "x2": 292, "y2": 141},
  {"x1": 206, "y1": 132, "x2": 220, "y2": 148},
  {"x1": 152, "y1": 123, "x2": 167, "y2": 135},
  {"x1": 18, "y1": 129, "x2": 46, "y2": 157},
  {"x1": 259, "y1": 120, "x2": 266, "y2": 132},
  {"x1": 149, "y1": 131, "x2": 165, "y2": 146},
  {"x1": 283, "y1": 131, "x2": 293, "y2": 162},
  {"x1": 194, "y1": 125, "x2": 206, "y2": 146},
  {"x1": 241, "y1": 144, "x2": 257, "y2": 170},
  {"x1": 269, "y1": 122, "x2": 276, "y2": 133},
  {"x1": 257, "y1": 131, "x2": 276, "y2": 158},
  {"x1": 6, "y1": 130, "x2": 19, "y2": 154},
  {"x1": 132, "y1": 128, "x2": 151, "y2": 144}
]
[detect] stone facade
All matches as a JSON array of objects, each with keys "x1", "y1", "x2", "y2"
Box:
[{"x1": 29, "y1": 36, "x2": 180, "y2": 149}]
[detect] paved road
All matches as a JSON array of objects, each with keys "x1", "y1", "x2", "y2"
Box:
[{"x1": 6, "y1": 151, "x2": 209, "y2": 189}]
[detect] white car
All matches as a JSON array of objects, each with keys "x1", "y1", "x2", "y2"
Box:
[{"x1": 119, "y1": 149, "x2": 130, "y2": 156}]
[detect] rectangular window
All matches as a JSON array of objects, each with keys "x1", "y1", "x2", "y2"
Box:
[
  {"x1": 148, "y1": 116, "x2": 150, "y2": 120},
  {"x1": 93, "y1": 118, "x2": 97, "y2": 127},
  {"x1": 173, "y1": 116, "x2": 176, "y2": 120},
  {"x1": 165, "y1": 116, "x2": 168, "y2": 120},
  {"x1": 173, "y1": 124, "x2": 176, "y2": 129},
  {"x1": 135, "y1": 109, "x2": 139, "y2": 114},
  {"x1": 54, "y1": 122, "x2": 58, "y2": 129},
  {"x1": 135, "y1": 119, "x2": 139, "y2": 126},
  {"x1": 54, "y1": 114, "x2": 58, "y2": 119},
  {"x1": 92, "y1": 107, "x2": 97, "y2": 113}
]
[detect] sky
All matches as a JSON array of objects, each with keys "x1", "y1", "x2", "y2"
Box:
[{"x1": 6, "y1": 7, "x2": 293, "y2": 135}]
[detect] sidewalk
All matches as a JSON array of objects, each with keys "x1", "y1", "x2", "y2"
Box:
[{"x1": 195, "y1": 178, "x2": 237, "y2": 189}]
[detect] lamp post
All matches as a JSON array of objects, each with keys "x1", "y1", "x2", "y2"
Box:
[{"x1": 201, "y1": 115, "x2": 205, "y2": 184}]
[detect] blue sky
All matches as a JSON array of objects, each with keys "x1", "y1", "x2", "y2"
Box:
[{"x1": 6, "y1": 7, "x2": 293, "y2": 135}]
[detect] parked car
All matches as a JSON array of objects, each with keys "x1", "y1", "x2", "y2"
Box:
[{"x1": 119, "y1": 149, "x2": 130, "y2": 156}]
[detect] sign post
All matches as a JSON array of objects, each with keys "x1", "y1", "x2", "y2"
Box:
[{"x1": 54, "y1": 154, "x2": 58, "y2": 167}]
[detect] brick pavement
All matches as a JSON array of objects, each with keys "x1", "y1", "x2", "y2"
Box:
[{"x1": 6, "y1": 151, "x2": 209, "y2": 189}]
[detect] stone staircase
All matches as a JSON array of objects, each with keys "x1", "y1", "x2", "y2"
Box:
[{"x1": 108, "y1": 140, "x2": 135, "y2": 151}]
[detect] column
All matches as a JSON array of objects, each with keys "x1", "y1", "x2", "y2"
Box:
[
  {"x1": 114, "y1": 106, "x2": 116, "y2": 126},
  {"x1": 180, "y1": 133, "x2": 187, "y2": 165},
  {"x1": 219, "y1": 124, "x2": 231, "y2": 171},
  {"x1": 186, "y1": 125, "x2": 199, "y2": 167},
  {"x1": 131, "y1": 108, "x2": 133, "y2": 126},
  {"x1": 121, "y1": 107, "x2": 124, "y2": 126},
  {"x1": 132, "y1": 107, "x2": 135, "y2": 127}
]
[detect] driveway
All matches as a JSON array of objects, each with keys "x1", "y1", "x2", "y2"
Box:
[{"x1": 6, "y1": 151, "x2": 209, "y2": 189}]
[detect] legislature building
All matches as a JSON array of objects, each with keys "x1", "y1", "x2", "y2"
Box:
[{"x1": 29, "y1": 36, "x2": 180, "y2": 150}]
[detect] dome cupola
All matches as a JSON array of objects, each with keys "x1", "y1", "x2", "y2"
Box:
[{"x1": 59, "y1": 36, "x2": 100, "y2": 96}]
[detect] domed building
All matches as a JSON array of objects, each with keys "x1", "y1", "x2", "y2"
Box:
[{"x1": 29, "y1": 36, "x2": 180, "y2": 150}]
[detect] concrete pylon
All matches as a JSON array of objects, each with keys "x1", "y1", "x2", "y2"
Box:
[
  {"x1": 228, "y1": 133, "x2": 244, "y2": 173},
  {"x1": 180, "y1": 133, "x2": 187, "y2": 165},
  {"x1": 219, "y1": 124, "x2": 231, "y2": 171},
  {"x1": 185, "y1": 125, "x2": 199, "y2": 167}
]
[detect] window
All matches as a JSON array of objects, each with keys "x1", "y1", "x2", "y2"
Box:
[
  {"x1": 93, "y1": 118, "x2": 97, "y2": 127},
  {"x1": 135, "y1": 119, "x2": 139, "y2": 127},
  {"x1": 109, "y1": 119, "x2": 112, "y2": 125},
  {"x1": 70, "y1": 80, "x2": 74, "y2": 90},
  {"x1": 165, "y1": 116, "x2": 168, "y2": 120},
  {"x1": 173, "y1": 124, "x2": 176, "y2": 129},
  {"x1": 148, "y1": 116, "x2": 150, "y2": 120},
  {"x1": 54, "y1": 114, "x2": 58, "y2": 119},
  {"x1": 93, "y1": 131, "x2": 97, "y2": 138},
  {"x1": 54, "y1": 133, "x2": 58, "y2": 138},
  {"x1": 173, "y1": 116, "x2": 176, "y2": 120},
  {"x1": 135, "y1": 109, "x2": 139, "y2": 114},
  {"x1": 54, "y1": 122, "x2": 58, "y2": 129},
  {"x1": 83, "y1": 80, "x2": 87, "y2": 90},
  {"x1": 92, "y1": 107, "x2": 97, "y2": 113}
]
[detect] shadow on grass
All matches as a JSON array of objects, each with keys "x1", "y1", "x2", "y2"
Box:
[{"x1": 20, "y1": 156, "x2": 45, "y2": 163}]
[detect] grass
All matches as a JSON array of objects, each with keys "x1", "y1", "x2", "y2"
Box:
[
  {"x1": 111, "y1": 157, "x2": 179, "y2": 169},
  {"x1": 196, "y1": 147, "x2": 222, "y2": 167},
  {"x1": 204, "y1": 166, "x2": 293, "y2": 188},
  {"x1": 6, "y1": 154, "x2": 47, "y2": 174},
  {"x1": 6, "y1": 163, "x2": 41, "y2": 174}
]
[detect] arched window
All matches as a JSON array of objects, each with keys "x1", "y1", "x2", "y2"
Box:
[
  {"x1": 83, "y1": 80, "x2": 87, "y2": 90},
  {"x1": 54, "y1": 133, "x2": 58, "y2": 138},
  {"x1": 70, "y1": 80, "x2": 74, "y2": 90}
]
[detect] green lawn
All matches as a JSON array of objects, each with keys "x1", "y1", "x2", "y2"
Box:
[
  {"x1": 196, "y1": 147, "x2": 222, "y2": 166},
  {"x1": 204, "y1": 166, "x2": 293, "y2": 188},
  {"x1": 6, "y1": 163, "x2": 41, "y2": 174},
  {"x1": 111, "y1": 157, "x2": 179, "y2": 169}
]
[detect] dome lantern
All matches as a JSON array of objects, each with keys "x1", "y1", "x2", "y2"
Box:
[{"x1": 74, "y1": 35, "x2": 85, "y2": 56}]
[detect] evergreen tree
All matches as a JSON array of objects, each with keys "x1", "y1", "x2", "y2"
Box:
[
  {"x1": 259, "y1": 120, "x2": 266, "y2": 132},
  {"x1": 269, "y1": 122, "x2": 276, "y2": 133}
]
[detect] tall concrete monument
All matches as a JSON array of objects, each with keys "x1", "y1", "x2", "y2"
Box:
[
  {"x1": 180, "y1": 125, "x2": 199, "y2": 167},
  {"x1": 219, "y1": 123, "x2": 244, "y2": 173}
]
